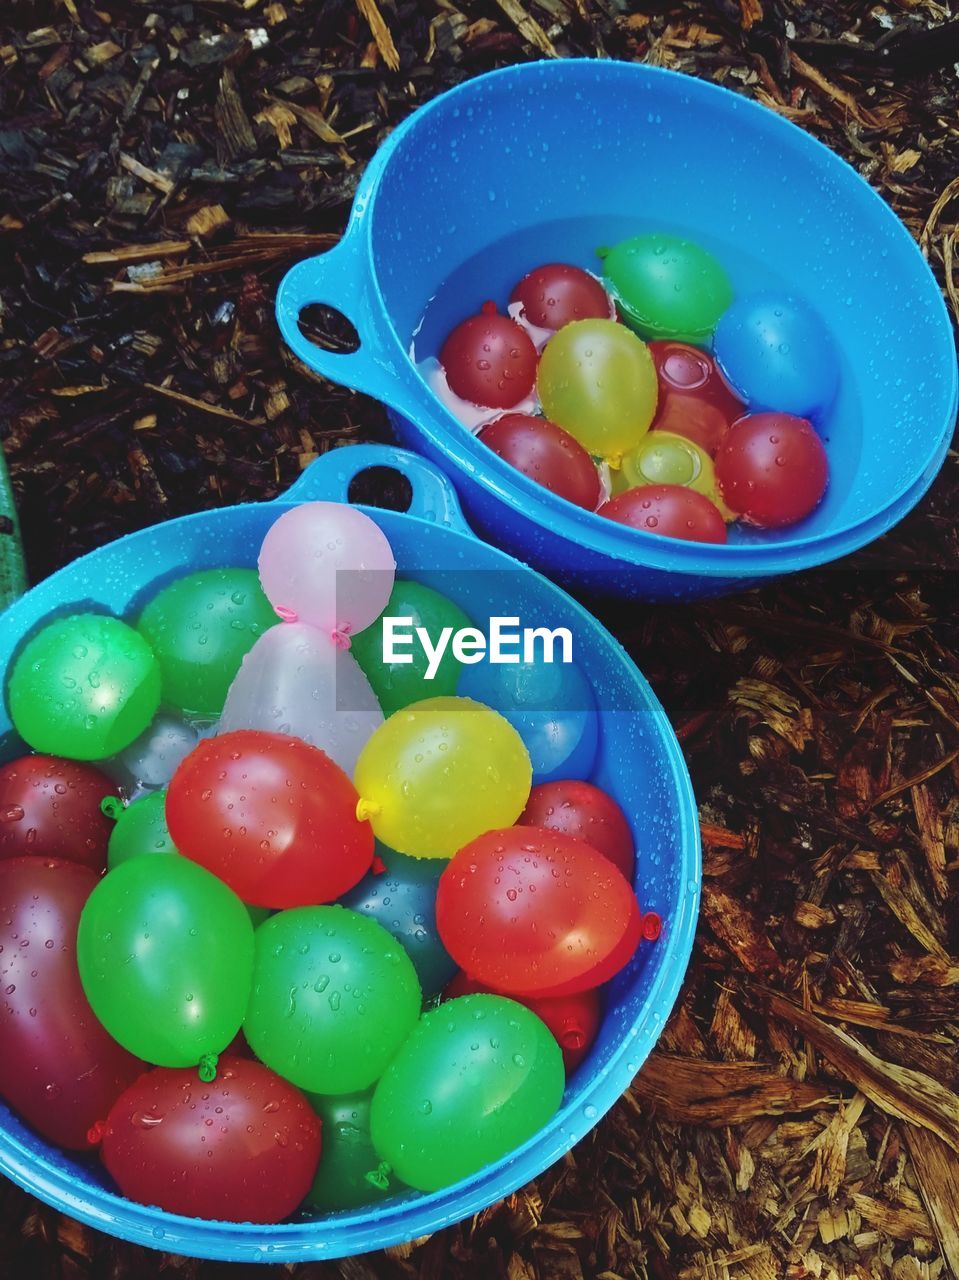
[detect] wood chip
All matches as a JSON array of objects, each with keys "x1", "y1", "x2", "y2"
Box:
[
  {"x1": 630, "y1": 1055, "x2": 833, "y2": 1126},
  {"x1": 355, "y1": 0, "x2": 401, "y2": 71},
  {"x1": 766, "y1": 992, "x2": 959, "y2": 1152},
  {"x1": 185, "y1": 205, "x2": 231, "y2": 238},
  {"x1": 493, "y1": 0, "x2": 557, "y2": 57}
]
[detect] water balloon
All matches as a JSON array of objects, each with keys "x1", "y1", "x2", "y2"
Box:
[
  {"x1": 244, "y1": 906, "x2": 421, "y2": 1095},
  {"x1": 599, "y1": 233, "x2": 732, "y2": 343},
  {"x1": 713, "y1": 293, "x2": 840, "y2": 417},
  {"x1": 439, "y1": 301, "x2": 537, "y2": 409},
  {"x1": 0, "y1": 856, "x2": 143, "y2": 1150},
  {"x1": 436, "y1": 827, "x2": 642, "y2": 997},
  {"x1": 77, "y1": 854, "x2": 254, "y2": 1068},
  {"x1": 537, "y1": 319, "x2": 657, "y2": 463},
  {"x1": 479, "y1": 413, "x2": 602, "y2": 509},
  {"x1": 716, "y1": 412, "x2": 828, "y2": 528},
  {"x1": 510, "y1": 263, "x2": 611, "y2": 330},
  {"x1": 167, "y1": 730, "x2": 373, "y2": 908},
  {"x1": 354, "y1": 697, "x2": 531, "y2": 860},
  {"x1": 100, "y1": 1056, "x2": 321, "y2": 1223},
  {"x1": 598, "y1": 484, "x2": 727, "y2": 544},
  {"x1": 0, "y1": 755, "x2": 114, "y2": 871},
  {"x1": 8, "y1": 613, "x2": 161, "y2": 761}
]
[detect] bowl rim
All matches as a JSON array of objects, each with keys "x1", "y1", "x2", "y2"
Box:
[
  {"x1": 0, "y1": 495, "x2": 701, "y2": 1261},
  {"x1": 347, "y1": 59, "x2": 958, "y2": 574}
]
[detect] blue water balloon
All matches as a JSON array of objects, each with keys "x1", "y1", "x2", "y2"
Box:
[
  {"x1": 457, "y1": 651, "x2": 598, "y2": 784},
  {"x1": 713, "y1": 293, "x2": 839, "y2": 419},
  {"x1": 338, "y1": 844, "x2": 456, "y2": 999}
]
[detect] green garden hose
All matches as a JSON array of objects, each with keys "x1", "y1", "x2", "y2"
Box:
[{"x1": 0, "y1": 447, "x2": 27, "y2": 609}]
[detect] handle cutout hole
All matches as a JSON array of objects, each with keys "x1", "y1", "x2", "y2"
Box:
[
  {"x1": 348, "y1": 466, "x2": 413, "y2": 513},
  {"x1": 298, "y1": 303, "x2": 360, "y2": 355}
]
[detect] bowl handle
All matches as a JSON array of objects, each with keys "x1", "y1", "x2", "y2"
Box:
[
  {"x1": 276, "y1": 239, "x2": 422, "y2": 420},
  {"x1": 281, "y1": 443, "x2": 472, "y2": 534}
]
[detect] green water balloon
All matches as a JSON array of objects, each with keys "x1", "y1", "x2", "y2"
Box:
[
  {"x1": 136, "y1": 568, "x2": 277, "y2": 718},
  {"x1": 599, "y1": 233, "x2": 733, "y2": 343},
  {"x1": 370, "y1": 993, "x2": 565, "y2": 1192},
  {"x1": 537, "y1": 319, "x2": 657, "y2": 463},
  {"x1": 77, "y1": 854, "x2": 254, "y2": 1068},
  {"x1": 305, "y1": 1089, "x2": 402, "y2": 1210},
  {"x1": 244, "y1": 906, "x2": 422, "y2": 1095},
  {"x1": 8, "y1": 613, "x2": 161, "y2": 761},
  {"x1": 352, "y1": 580, "x2": 470, "y2": 717},
  {"x1": 105, "y1": 791, "x2": 177, "y2": 869},
  {"x1": 104, "y1": 794, "x2": 268, "y2": 927}
]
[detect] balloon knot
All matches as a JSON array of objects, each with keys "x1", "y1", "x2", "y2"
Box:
[
  {"x1": 559, "y1": 1024, "x2": 586, "y2": 1051},
  {"x1": 86, "y1": 1120, "x2": 106, "y2": 1146},
  {"x1": 371, "y1": 854, "x2": 387, "y2": 875},
  {"x1": 480, "y1": 300, "x2": 497, "y2": 316},
  {"x1": 275, "y1": 605, "x2": 299, "y2": 624},
  {"x1": 100, "y1": 795, "x2": 124, "y2": 821},
  {"x1": 356, "y1": 798, "x2": 380, "y2": 823},
  {"x1": 596, "y1": 245, "x2": 609, "y2": 260},
  {"x1": 198, "y1": 1053, "x2": 219, "y2": 1083},
  {"x1": 332, "y1": 625, "x2": 352, "y2": 651},
  {"x1": 606, "y1": 453, "x2": 623, "y2": 471},
  {"x1": 365, "y1": 1161, "x2": 392, "y2": 1191},
  {"x1": 642, "y1": 911, "x2": 662, "y2": 942}
]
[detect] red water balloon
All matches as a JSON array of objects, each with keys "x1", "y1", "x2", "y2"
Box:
[
  {"x1": 599, "y1": 484, "x2": 727, "y2": 544},
  {"x1": 100, "y1": 1055, "x2": 321, "y2": 1223},
  {"x1": 439, "y1": 301, "x2": 537, "y2": 408},
  {"x1": 479, "y1": 414, "x2": 601, "y2": 509},
  {"x1": 519, "y1": 780, "x2": 634, "y2": 881},
  {"x1": 445, "y1": 970, "x2": 601, "y2": 1073},
  {"x1": 436, "y1": 827, "x2": 642, "y2": 998},
  {"x1": 716, "y1": 412, "x2": 828, "y2": 528},
  {"x1": 649, "y1": 341, "x2": 744, "y2": 457},
  {"x1": 510, "y1": 263, "x2": 612, "y2": 331},
  {"x1": 0, "y1": 755, "x2": 114, "y2": 872},
  {"x1": 0, "y1": 856, "x2": 142, "y2": 1150},
  {"x1": 166, "y1": 730, "x2": 373, "y2": 909}
]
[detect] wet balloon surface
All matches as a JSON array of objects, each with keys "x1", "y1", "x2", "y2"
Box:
[
  {"x1": 413, "y1": 216, "x2": 857, "y2": 544},
  {"x1": 0, "y1": 492, "x2": 670, "y2": 1225}
]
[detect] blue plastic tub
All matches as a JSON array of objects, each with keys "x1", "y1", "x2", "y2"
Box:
[
  {"x1": 277, "y1": 61, "x2": 958, "y2": 600},
  {"x1": 0, "y1": 444, "x2": 700, "y2": 1262}
]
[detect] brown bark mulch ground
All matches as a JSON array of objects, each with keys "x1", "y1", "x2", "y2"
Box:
[{"x1": 3, "y1": 1, "x2": 959, "y2": 1277}]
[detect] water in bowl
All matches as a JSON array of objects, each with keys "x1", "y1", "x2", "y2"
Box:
[{"x1": 411, "y1": 216, "x2": 863, "y2": 544}]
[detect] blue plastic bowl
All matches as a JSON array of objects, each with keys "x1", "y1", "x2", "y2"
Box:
[
  {"x1": 0, "y1": 445, "x2": 700, "y2": 1262},
  {"x1": 276, "y1": 61, "x2": 957, "y2": 599}
]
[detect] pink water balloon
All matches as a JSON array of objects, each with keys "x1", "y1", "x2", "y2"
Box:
[
  {"x1": 257, "y1": 503, "x2": 396, "y2": 644},
  {"x1": 219, "y1": 621, "x2": 383, "y2": 778}
]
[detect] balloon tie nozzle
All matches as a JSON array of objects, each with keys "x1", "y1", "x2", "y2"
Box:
[
  {"x1": 332, "y1": 625, "x2": 352, "y2": 651},
  {"x1": 100, "y1": 795, "x2": 124, "y2": 821},
  {"x1": 365, "y1": 1161, "x2": 392, "y2": 1191},
  {"x1": 596, "y1": 245, "x2": 609, "y2": 260},
  {"x1": 642, "y1": 911, "x2": 662, "y2": 942},
  {"x1": 480, "y1": 300, "x2": 497, "y2": 316},
  {"x1": 275, "y1": 605, "x2": 299, "y2": 624},
  {"x1": 371, "y1": 854, "x2": 387, "y2": 875},
  {"x1": 606, "y1": 453, "x2": 623, "y2": 471},
  {"x1": 356, "y1": 798, "x2": 380, "y2": 823},
  {"x1": 198, "y1": 1053, "x2": 219, "y2": 1083},
  {"x1": 86, "y1": 1120, "x2": 106, "y2": 1147},
  {"x1": 559, "y1": 1023, "x2": 586, "y2": 1051}
]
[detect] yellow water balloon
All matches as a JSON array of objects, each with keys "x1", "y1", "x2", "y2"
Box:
[
  {"x1": 537, "y1": 319, "x2": 657, "y2": 464},
  {"x1": 354, "y1": 696, "x2": 532, "y2": 860},
  {"x1": 622, "y1": 430, "x2": 733, "y2": 520}
]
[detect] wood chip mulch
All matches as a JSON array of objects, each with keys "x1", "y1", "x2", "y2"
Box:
[{"x1": 2, "y1": 1, "x2": 959, "y2": 1278}]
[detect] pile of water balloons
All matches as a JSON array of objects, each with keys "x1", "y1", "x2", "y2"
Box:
[
  {"x1": 0, "y1": 501, "x2": 655, "y2": 1223},
  {"x1": 434, "y1": 234, "x2": 839, "y2": 543}
]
